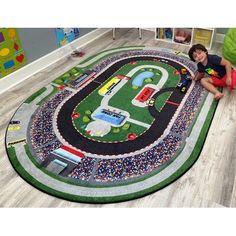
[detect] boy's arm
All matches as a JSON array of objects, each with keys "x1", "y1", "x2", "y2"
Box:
[
  {"x1": 220, "y1": 57, "x2": 232, "y2": 86},
  {"x1": 193, "y1": 71, "x2": 205, "y2": 81}
]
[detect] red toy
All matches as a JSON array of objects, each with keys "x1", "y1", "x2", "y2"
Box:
[{"x1": 71, "y1": 50, "x2": 85, "y2": 57}]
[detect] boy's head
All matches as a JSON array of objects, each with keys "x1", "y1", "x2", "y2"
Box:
[{"x1": 188, "y1": 44, "x2": 208, "y2": 62}]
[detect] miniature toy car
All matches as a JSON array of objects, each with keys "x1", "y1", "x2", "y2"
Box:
[
  {"x1": 177, "y1": 75, "x2": 191, "y2": 90},
  {"x1": 181, "y1": 86, "x2": 187, "y2": 93},
  {"x1": 177, "y1": 82, "x2": 183, "y2": 88},
  {"x1": 181, "y1": 68, "x2": 187, "y2": 74},
  {"x1": 147, "y1": 98, "x2": 155, "y2": 106},
  {"x1": 182, "y1": 79, "x2": 188, "y2": 86},
  {"x1": 71, "y1": 50, "x2": 85, "y2": 57}
]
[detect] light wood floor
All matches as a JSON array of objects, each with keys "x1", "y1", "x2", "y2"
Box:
[{"x1": 1, "y1": 28, "x2": 236, "y2": 208}]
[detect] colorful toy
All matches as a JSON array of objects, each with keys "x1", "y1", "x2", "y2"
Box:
[
  {"x1": 181, "y1": 86, "x2": 187, "y2": 93},
  {"x1": 147, "y1": 98, "x2": 155, "y2": 106},
  {"x1": 71, "y1": 50, "x2": 85, "y2": 57},
  {"x1": 164, "y1": 28, "x2": 173, "y2": 39},
  {"x1": 174, "y1": 29, "x2": 192, "y2": 44},
  {"x1": 177, "y1": 75, "x2": 191, "y2": 93},
  {"x1": 181, "y1": 68, "x2": 187, "y2": 74}
]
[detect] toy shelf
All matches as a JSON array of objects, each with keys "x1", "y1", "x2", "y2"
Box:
[{"x1": 155, "y1": 28, "x2": 215, "y2": 50}]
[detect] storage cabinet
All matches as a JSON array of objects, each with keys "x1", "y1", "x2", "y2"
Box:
[{"x1": 155, "y1": 28, "x2": 215, "y2": 50}]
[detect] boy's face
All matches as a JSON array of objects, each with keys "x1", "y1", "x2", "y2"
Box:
[{"x1": 192, "y1": 49, "x2": 207, "y2": 63}]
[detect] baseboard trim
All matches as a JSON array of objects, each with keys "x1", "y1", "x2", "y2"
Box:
[{"x1": 0, "y1": 28, "x2": 111, "y2": 95}]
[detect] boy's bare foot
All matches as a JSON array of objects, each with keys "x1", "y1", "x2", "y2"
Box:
[{"x1": 214, "y1": 92, "x2": 224, "y2": 100}]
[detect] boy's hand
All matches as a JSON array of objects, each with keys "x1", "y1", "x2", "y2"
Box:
[
  {"x1": 192, "y1": 75, "x2": 201, "y2": 81},
  {"x1": 190, "y1": 75, "x2": 196, "y2": 80},
  {"x1": 192, "y1": 72, "x2": 204, "y2": 81}
]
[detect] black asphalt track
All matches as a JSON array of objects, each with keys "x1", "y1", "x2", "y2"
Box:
[{"x1": 57, "y1": 56, "x2": 191, "y2": 155}]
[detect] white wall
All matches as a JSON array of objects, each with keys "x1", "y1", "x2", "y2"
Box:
[{"x1": 18, "y1": 28, "x2": 96, "y2": 63}]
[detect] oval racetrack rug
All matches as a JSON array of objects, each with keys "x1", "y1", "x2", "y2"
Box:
[{"x1": 5, "y1": 46, "x2": 218, "y2": 203}]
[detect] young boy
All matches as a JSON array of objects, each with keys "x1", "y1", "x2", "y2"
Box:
[{"x1": 188, "y1": 44, "x2": 236, "y2": 100}]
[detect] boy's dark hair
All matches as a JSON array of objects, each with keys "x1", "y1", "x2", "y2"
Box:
[{"x1": 188, "y1": 44, "x2": 208, "y2": 62}]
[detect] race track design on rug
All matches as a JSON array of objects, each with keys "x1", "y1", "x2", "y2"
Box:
[{"x1": 5, "y1": 46, "x2": 218, "y2": 203}]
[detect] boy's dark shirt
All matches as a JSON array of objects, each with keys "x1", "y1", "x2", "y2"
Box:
[{"x1": 197, "y1": 54, "x2": 226, "y2": 78}]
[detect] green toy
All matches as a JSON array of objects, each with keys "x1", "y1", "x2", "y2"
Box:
[{"x1": 222, "y1": 28, "x2": 236, "y2": 66}]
